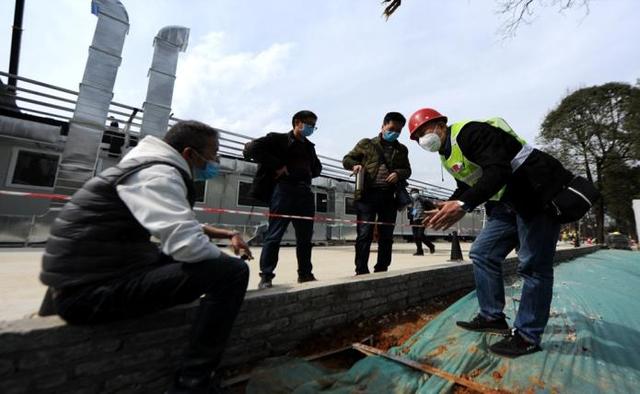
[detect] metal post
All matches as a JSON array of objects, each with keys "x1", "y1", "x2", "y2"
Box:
[
  {"x1": 448, "y1": 230, "x2": 464, "y2": 262},
  {"x1": 8, "y1": 0, "x2": 26, "y2": 89}
]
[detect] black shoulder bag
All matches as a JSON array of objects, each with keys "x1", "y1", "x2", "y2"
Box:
[
  {"x1": 372, "y1": 142, "x2": 412, "y2": 211},
  {"x1": 549, "y1": 176, "x2": 600, "y2": 223}
]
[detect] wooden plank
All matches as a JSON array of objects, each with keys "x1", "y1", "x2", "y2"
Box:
[{"x1": 352, "y1": 343, "x2": 511, "y2": 394}]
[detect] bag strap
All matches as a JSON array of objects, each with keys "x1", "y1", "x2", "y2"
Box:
[
  {"x1": 371, "y1": 140, "x2": 408, "y2": 188},
  {"x1": 371, "y1": 140, "x2": 393, "y2": 169}
]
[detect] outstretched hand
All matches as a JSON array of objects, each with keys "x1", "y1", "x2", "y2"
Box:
[{"x1": 422, "y1": 201, "x2": 466, "y2": 231}]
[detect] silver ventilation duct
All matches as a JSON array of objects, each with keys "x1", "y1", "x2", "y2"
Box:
[
  {"x1": 52, "y1": 0, "x2": 129, "y2": 198},
  {"x1": 139, "y1": 26, "x2": 189, "y2": 138}
]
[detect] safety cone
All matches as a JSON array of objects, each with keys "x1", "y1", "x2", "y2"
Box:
[{"x1": 448, "y1": 231, "x2": 464, "y2": 262}]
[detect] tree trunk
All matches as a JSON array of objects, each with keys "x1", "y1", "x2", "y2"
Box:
[{"x1": 595, "y1": 162, "x2": 605, "y2": 244}]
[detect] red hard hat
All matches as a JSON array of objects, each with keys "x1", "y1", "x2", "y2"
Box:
[{"x1": 408, "y1": 108, "x2": 447, "y2": 141}]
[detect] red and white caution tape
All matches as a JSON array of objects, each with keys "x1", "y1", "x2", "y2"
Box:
[{"x1": 0, "y1": 190, "x2": 426, "y2": 228}]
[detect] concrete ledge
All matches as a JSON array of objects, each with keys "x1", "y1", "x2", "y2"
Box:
[{"x1": 0, "y1": 245, "x2": 600, "y2": 393}]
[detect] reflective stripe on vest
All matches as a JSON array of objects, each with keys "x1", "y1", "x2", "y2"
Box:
[{"x1": 441, "y1": 117, "x2": 531, "y2": 201}]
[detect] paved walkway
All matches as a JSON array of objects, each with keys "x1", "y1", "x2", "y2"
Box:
[{"x1": 0, "y1": 241, "x2": 573, "y2": 322}]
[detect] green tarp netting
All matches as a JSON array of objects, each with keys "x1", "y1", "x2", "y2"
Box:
[{"x1": 246, "y1": 250, "x2": 640, "y2": 393}]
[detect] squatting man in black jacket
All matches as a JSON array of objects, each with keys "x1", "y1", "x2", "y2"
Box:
[
  {"x1": 243, "y1": 110, "x2": 323, "y2": 289},
  {"x1": 40, "y1": 121, "x2": 252, "y2": 393},
  {"x1": 407, "y1": 107, "x2": 574, "y2": 357}
]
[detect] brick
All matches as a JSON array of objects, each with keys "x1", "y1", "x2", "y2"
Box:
[
  {"x1": 310, "y1": 294, "x2": 337, "y2": 307},
  {"x1": 332, "y1": 301, "x2": 362, "y2": 314},
  {"x1": 93, "y1": 338, "x2": 123, "y2": 353},
  {"x1": 75, "y1": 348, "x2": 165, "y2": 376},
  {"x1": 104, "y1": 369, "x2": 170, "y2": 391},
  {"x1": 0, "y1": 379, "x2": 29, "y2": 394},
  {"x1": 33, "y1": 370, "x2": 68, "y2": 390},
  {"x1": 240, "y1": 317, "x2": 290, "y2": 339},
  {"x1": 0, "y1": 358, "x2": 14, "y2": 377},
  {"x1": 388, "y1": 291, "x2": 409, "y2": 302},
  {"x1": 361, "y1": 297, "x2": 387, "y2": 309},
  {"x1": 127, "y1": 326, "x2": 190, "y2": 347},
  {"x1": 290, "y1": 307, "x2": 332, "y2": 327},
  {"x1": 346, "y1": 290, "x2": 375, "y2": 302},
  {"x1": 312, "y1": 313, "x2": 347, "y2": 331},
  {"x1": 18, "y1": 342, "x2": 93, "y2": 370}
]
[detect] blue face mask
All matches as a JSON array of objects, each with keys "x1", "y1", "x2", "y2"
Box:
[
  {"x1": 302, "y1": 123, "x2": 316, "y2": 137},
  {"x1": 191, "y1": 149, "x2": 220, "y2": 181},
  {"x1": 382, "y1": 131, "x2": 400, "y2": 142},
  {"x1": 193, "y1": 161, "x2": 219, "y2": 181}
]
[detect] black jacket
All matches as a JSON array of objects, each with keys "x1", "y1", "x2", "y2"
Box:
[
  {"x1": 41, "y1": 158, "x2": 195, "y2": 289},
  {"x1": 445, "y1": 121, "x2": 573, "y2": 219},
  {"x1": 243, "y1": 131, "x2": 322, "y2": 203}
]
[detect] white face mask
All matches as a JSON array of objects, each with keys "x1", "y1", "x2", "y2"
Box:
[{"x1": 419, "y1": 132, "x2": 441, "y2": 152}]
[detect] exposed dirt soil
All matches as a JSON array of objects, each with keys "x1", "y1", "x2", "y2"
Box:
[
  {"x1": 293, "y1": 288, "x2": 473, "y2": 356},
  {"x1": 222, "y1": 288, "x2": 475, "y2": 392}
]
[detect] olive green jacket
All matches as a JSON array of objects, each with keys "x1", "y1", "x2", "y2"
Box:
[{"x1": 342, "y1": 136, "x2": 411, "y2": 200}]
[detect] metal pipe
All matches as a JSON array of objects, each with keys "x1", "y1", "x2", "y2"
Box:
[{"x1": 8, "y1": 0, "x2": 26, "y2": 89}]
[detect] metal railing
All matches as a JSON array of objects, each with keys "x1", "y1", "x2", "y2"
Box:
[{"x1": 0, "y1": 71, "x2": 454, "y2": 199}]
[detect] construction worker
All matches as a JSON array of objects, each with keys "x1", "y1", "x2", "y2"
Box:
[
  {"x1": 40, "y1": 121, "x2": 252, "y2": 392},
  {"x1": 342, "y1": 112, "x2": 412, "y2": 275},
  {"x1": 407, "y1": 108, "x2": 574, "y2": 357},
  {"x1": 243, "y1": 110, "x2": 322, "y2": 289}
]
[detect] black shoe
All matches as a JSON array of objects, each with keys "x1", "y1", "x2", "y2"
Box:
[
  {"x1": 489, "y1": 330, "x2": 542, "y2": 357},
  {"x1": 456, "y1": 314, "x2": 511, "y2": 335},
  {"x1": 258, "y1": 277, "x2": 272, "y2": 290},
  {"x1": 428, "y1": 245, "x2": 435, "y2": 254},
  {"x1": 413, "y1": 251, "x2": 424, "y2": 256},
  {"x1": 297, "y1": 274, "x2": 317, "y2": 283}
]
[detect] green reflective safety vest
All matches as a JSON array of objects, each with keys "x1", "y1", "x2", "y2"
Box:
[{"x1": 440, "y1": 118, "x2": 531, "y2": 202}]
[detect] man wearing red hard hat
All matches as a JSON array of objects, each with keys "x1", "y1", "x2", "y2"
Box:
[{"x1": 407, "y1": 107, "x2": 597, "y2": 357}]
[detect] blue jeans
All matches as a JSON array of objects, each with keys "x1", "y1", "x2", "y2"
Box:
[
  {"x1": 469, "y1": 203, "x2": 560, "y2": 344},
  {"x1": 260, "y1": 183, "x2": 315, "y2": 279}
]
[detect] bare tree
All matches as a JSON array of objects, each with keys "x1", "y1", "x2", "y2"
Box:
[
  {"x1": 382, "y1": 0, "x2": 591, "y2": 37},
  {"x1": 497, "y1": 0, "x2": 590, "y2": 37}
]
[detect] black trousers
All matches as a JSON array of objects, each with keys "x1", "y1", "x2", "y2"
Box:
[
  {"x1": 411, "y1": 219, "x2": 435, "y2": 253},
  {"x1": 53, "y1": 253, "x2": 249, "y2": 378},
  {"x1": 354, "y1": 189, "x2": 397, "y2": 274}
]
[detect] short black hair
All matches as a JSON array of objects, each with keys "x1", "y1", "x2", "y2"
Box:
[
  {"x1": 292, "y1": 110, "x2": 317, "y2": 127},
  {"x1": 163, "y1": 120, "x2": 219, "y2": 153},
  {"x1": 383, "y1": 112, "x2": 406, "y2": 127}
]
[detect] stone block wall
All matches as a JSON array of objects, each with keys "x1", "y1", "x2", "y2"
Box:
[{"x1": 0, "y1": 246, "x2": 599, "y2": 393}]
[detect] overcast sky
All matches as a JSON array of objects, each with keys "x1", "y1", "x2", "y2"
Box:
[{"x1": 1, "y1": 0, "x2": 638, "y2": 188}]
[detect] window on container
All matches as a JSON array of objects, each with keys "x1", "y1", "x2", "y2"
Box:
[
  {"x1": 345, "y1": 196, "x2": 357, "y2": 215},
  {"x1": 237, "y1": 181, "x2": 269, "y2": 207},
  {"x1": 8, "y1": 149, "x2": 60, "y2": 189},
  {"x1": 316, "y1": 192, "x2": 328, "y2": 213}
]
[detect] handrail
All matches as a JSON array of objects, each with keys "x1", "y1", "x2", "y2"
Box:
[{"x1": 1, "y1": 71, "x2": 455, "y2": 196}]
